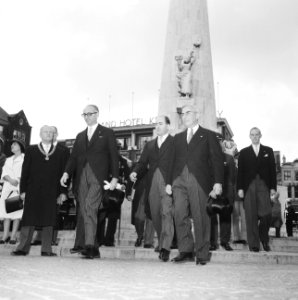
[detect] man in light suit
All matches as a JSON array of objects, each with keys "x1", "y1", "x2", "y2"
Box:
[
  {"x1": 237, "y1": 127, "x2": 276, "y2": 252},
  {"x1": 130, "y1": 115, "x2": 174, "y2": 262},
  {"x1": 166, "y1": 105, "x2": 224, "y2": 265},
  {"x1": 61, "y1": 105, "x2": 119, "y2": 259}
]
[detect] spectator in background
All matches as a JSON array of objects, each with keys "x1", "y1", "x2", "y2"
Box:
[
  {"x1": 0, "y1": 139, "x2": 25, "y2": 244},
  {"x1": 0, "y1": 137, "x2": 6, "y2": 178},
  {"x1": 97, "y1": 143, "x2": 131, "y2": 247},
  {"x1": 270, "y1": 191, "x2": 283, "y2": 238},
  {"x1": 286, "y1": 201, "x2": 296, "y2": 237},
  {"x1": 210, "y1": 139, "x2": 235, "y2": 251},
  {"x1": 129, "y1": 169, "x2": 155, "y2": 249},
  {"x1": 232, "y1": 153, "x2": 247, "y2": 245}
]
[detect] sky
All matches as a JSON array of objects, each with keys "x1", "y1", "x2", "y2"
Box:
[{"x1": 0, "y1": 0, "x2": 297, "y2": 161}]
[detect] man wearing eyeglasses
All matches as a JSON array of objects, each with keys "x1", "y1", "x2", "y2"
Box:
[
  {"x1": 166, "y1": 105, "x2": 224, "y2": 265},
  {"x1": 60, "y1": 105, "x2": 119, "y2": 259}
]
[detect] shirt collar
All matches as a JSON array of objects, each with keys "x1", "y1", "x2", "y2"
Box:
[
  {"x1": 88, "y1": 123, "x2": 99, "y2": 131},
  {"x1": 188, "y1": 123, "x2": 199, "y2": 135}
]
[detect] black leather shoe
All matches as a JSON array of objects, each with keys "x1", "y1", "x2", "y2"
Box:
[
  {"x1": 41, "y1": 252, "x2": 57, "y2": 257},
  {"x1": 81, "y1": 246, "x2": 100, "y2": 259},
  {"x1": 221, "y1": 243, "x2": 233, "y2": 251},
  {"x1": 250, "y1": 247, "x2": 260, "y2": 252},
  {"x1": 134, "y1": 238, "x2": 143, "y2": 247},
  {"x1": 171, "y1": 252, "x2": 194, "y2": 263},
  {"x1": 196, "y1": 252, "x2": 211, "y2": 265},
  {"x1": 144, "y1": 244, "x2": 154, "y2": 249},
  {"x1": 159, "y1": 248, "x2": 170, "y2": 262},
  {"x1": 262, "y1": 242, "x2": 271, "y2": 252},
  {"x1": 70, "y1": 246, "x2": 84, "y2": 254},
  {"x1": 209, "y1": 244, "x2": 218, "y2": 251},
  {"x1": 11, "y1": 250, "x2": 27, "y2": 256}
]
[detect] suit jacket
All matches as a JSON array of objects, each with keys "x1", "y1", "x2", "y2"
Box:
[
  {"x1": 134, "y1": 135, "x2": 174, "y2": 191},
  {"x1": 237, "y1": 144, "x2": 276, "y2": 194},
  {"x1": 167, "y1": 126, "x2": 224, "y2": 196},
  {"x1": 65, "y1": 124, "x2": 119, "y2": 194}
]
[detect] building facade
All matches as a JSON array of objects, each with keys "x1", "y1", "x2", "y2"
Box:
[
  {"x1": 0, "y1": 107, "x2": 31, "y2": 156},
  {"x1": 281, "y1": 158, "x2": 298, "y2": 199}
]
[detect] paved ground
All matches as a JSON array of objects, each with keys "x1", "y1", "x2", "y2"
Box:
[{"x1": 0, "y1": 253, "x2": 298, "y2": 300}]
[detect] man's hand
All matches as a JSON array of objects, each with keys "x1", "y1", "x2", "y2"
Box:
[
  {"x1": 60, "y1": 172, "x2": 69, "y2": 187},
  {"x1": 109, "y1": 178, "x2": 118, "y2": 191},
  {"x1": 57, "y1": 193, "x2": 68, "y2": 205},
  {"x1": 165, "y1": 184, "x2": 172, "y2": 195},
  {"x1": 129, "y1": 172, "x2": 137, "y2": 182},
  {"x1": 213, "y1": 183, "x2": 222, "y2": 195},
  {"x1": 20, "y1": 193, "x2": 26, "y2": 201},
  {"x1": 238, "y1": 189, "x2": 244, "y2": 198}
]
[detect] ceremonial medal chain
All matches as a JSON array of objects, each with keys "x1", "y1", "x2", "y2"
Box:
[{"x1": 38, "y1": 143, "x2": 57, "y2": 161}]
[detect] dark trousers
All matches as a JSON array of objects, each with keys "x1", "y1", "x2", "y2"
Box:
[
  {"x1": 172, "y1": 166, "x2": 210, "y2": 261},
  {"x1": 97, "y1": 210, "x2": 118, "y2": 246},
  {"x1": 244, "y1": 175, "x2": 272, "y2": 249},
  {"x1": 77, "y1": 163, "x2": 102, "y2": 247},
  {"x1": 16, "y1": 226, "x2": 53, "y2": 253},
  {"x1": 134, "y1": 189, "x2": 155, "y2": 246},
  {"x1": 73, "y1": 204, "x2": 85, "y2": 249},
  {"x1": 148, "y1": 168, "x2": 174, "y2": 251},
  {"x1": 286, "y1": 221, "x2": 293, "y2": 237},
  {"x1": 210, "y1": 211, "x2": 232, "y2": 246}
]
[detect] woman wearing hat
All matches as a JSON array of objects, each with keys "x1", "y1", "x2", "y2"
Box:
[{"x1": 0, "y1": 139, "x2": 25, "y2": 244}]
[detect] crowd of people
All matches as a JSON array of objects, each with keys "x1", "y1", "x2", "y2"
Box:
[{"x1": 0, "y1": 103, "x2": 286, "y2": 265}]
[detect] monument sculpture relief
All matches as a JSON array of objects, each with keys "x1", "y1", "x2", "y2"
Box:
[{"x1": 175, "y1": 42, "x2": 201, "y2": 98}]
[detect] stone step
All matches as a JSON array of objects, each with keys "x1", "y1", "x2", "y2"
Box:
[{"x1": 1, "y1": 243, "x2": 298, "y2": 265}]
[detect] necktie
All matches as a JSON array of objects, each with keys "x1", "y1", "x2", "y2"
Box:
[
  {"x1": 187, "y1": 128, "x2": 193, "y2": 144},
  {"x1": 254, "y1": 145, "x2": 259, "y2": 156}
]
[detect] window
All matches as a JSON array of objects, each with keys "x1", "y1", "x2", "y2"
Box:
[
  {"x1": 284, "y1": 170, "x2": 292, "y2": 181},
  {"x1": 13, "y1": 129, "x2": 25, "y2": 141},
  {"x1": 295, "y1": 186, "x2": 298, "y2": 198},
  {"x1": 0, "y1": 126, "x2": 3, "y2": 134},
  {"x1": 295, "y1": 171, "x2": 298, "y2": 181},
  {"x1": 288, "y1": 186, "x2": 292, "y2": 198}
]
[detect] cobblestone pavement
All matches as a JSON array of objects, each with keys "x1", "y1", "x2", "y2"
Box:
[{"x1": 1, "y1": 254, "x2": 298, "y2": 300}]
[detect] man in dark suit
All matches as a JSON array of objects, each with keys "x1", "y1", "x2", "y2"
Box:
[
  {"x1": 130, "y1": 115, "x2": 174, "y2": 262},
  {"x1": 11, "y1": 125, "x2": 69, "y2": 256},
  {"x1": 237, "y1": 127, "x2": 276, "y2": 252},
  {"x1": 60, "y1": 104, "x2": 119, "y2": 259},
  {"x1": 166, "y1": 105, "x2": 224, "y2": 265}
]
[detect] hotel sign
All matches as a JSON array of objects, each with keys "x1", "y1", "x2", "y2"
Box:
[{"x1": 101, "y1": 117, "x2": 156, "y2": 128}]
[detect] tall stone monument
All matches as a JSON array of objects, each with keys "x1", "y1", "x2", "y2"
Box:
[{"x1": 158, "y1": 0, "x2": 217, "y2": 132}]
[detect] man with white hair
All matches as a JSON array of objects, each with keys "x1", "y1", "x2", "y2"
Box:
[
  {"x1": 166, "y1": 105, "x2": 224, "y2": 265},
  {"x1": 11, "y1": 125, "x2": 69, "y2": 256},
  {"x1": 237, "y1": 127, "x2": 276, "y2": 252}
]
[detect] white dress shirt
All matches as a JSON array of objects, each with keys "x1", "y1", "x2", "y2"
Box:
[
  {"x1": 87, "y1": 123, "x2": 98, "y2": 141},
  {"x1": 187, "y1": 123, "x2": 199, "y2": 143},
  {"x1": 252, "y1": 144, "x2": 260, "y2": 156},
  {"x1": 157, "y1": 133, "x2": 169, "y2": 148}
]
